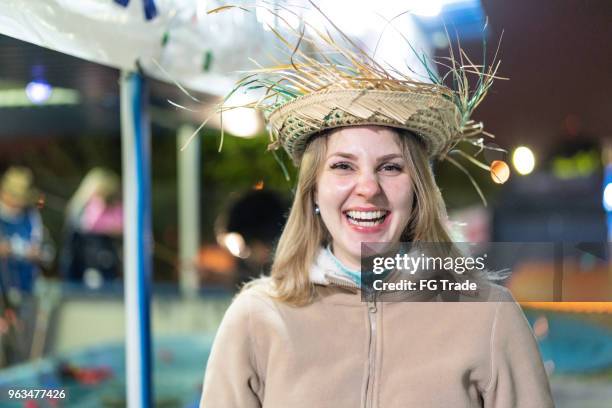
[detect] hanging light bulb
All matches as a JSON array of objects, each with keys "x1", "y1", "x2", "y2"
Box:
[{"x1": 25, "y1": 80, "x2": 52, "y2": 104}]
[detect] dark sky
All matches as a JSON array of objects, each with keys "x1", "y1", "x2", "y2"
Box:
[{"x1": 470, "y1": 0, "x2": 612, "y2": 156}]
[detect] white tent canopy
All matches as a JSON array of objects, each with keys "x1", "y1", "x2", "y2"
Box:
[{"x1": 0, "y1": 0, "x2": 433, "y2": 96}]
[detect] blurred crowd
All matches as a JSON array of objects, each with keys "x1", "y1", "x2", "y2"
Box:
[
  {"x1": 0, "y1": 166, "x2": 125, "y2": 365},
  {"x1": 0, "y1": 165, "x2": 286, "y2": 366}
]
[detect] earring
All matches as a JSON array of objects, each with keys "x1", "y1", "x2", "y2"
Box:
[{"x1": 314, "y1": 205, "x2": 320, "y2": 215}]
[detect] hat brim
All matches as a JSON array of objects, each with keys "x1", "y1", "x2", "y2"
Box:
[{"x1": 268, "y1": 89, "x2": 462, "y2": 164}]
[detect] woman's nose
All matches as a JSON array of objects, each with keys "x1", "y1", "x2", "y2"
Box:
[{"x1": 354, "y1": 171, "x2": 382, "y2": 198}]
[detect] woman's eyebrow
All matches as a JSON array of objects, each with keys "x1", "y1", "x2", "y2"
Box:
[
  {"x1": 328, "y1": 152, "x2": 356, "y2": 160},
  {"x1": 327, "y1": 152, "x2": 403, "y2": 161},
  {"x1": 377, "y1": 153, "x2": 403, "y2": 162}
]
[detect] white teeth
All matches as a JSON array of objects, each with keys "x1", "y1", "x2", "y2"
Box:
[
  {"x1": 347, "y1": 218, "x2": 383, "y2": 227},
  {"x1": 344, "y1": 210, "x2": 388, "y2": 228},
  {"x1": 346, "y1": 210, "x2": 387, "y2": 220}
]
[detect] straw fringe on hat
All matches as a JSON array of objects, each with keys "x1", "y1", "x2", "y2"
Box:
[{"x1": 204, "y1": 1, "x2": 508, "y2": 202}]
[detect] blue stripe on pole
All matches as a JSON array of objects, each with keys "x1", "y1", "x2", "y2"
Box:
[{"x1": 130, "y1": 73, "x2": 152, "y2": 408}]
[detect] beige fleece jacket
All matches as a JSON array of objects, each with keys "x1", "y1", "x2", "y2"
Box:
[{"x1": 200, "y1": 248, "x2": 554, "y2": 408}]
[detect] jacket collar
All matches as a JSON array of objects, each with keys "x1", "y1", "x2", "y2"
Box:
[
  {"x1": 308, "y1": 246, "x2": 434, "y2": 300},
  {"x1": 310, "y1": 246, "x2": 361, "y2": 289}
]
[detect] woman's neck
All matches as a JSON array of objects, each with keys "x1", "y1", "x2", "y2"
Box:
[{"x1": 327, "y1": 244, "x2": 361, "y2": 273}]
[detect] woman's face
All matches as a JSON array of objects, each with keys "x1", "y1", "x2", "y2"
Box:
[{"x1": 315, "y1": 126, "x2": 414, "y2": 269}]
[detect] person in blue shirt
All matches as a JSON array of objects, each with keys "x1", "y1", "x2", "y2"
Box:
[{"x1": 0, "y1": 166, "x2": 44, "y2": 296}]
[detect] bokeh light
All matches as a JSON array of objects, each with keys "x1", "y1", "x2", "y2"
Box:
[
  {"x1": 490, "y1": 160, "x2": 510, "y2": 184},
  {"x1": 512, "y1": 146, "x2": 536, "y2": 175},
  {"x1": 25, "y1": 80, "x2": 52, "y2": 104}
]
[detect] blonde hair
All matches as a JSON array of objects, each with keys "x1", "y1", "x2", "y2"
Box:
[
  {"x1": 66, "y1": 167, "x2": 120, "y2": 227},
  {"x1": 260, "y1": 128, "x2": 454, "y2": 306}
]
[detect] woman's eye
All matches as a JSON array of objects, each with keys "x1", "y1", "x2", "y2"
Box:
[
  {"x1": 380, "y1": 163, "x2": 402, "y2": 172},
  {"x1": 330, "y1": 162, "x2": 352, "y2": 170}
]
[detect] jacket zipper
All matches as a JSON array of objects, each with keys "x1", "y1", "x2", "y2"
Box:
[
  {"x1": 365, "y1": 299, "x2": 377, "y2": 408},
  {"x1": 324, "y1": 270, "x2": 377, "y2": 406}
]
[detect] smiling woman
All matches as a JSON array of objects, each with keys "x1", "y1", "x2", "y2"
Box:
[
  {"x1": 199, "y1": 122, "x2": 554, "y2": 406},
  {"x1": 199, "y1": 3, "x2": 553, "y2": 408},
  {"x1": 199, "y1": 119, "x2": 555, "y2": 406}
]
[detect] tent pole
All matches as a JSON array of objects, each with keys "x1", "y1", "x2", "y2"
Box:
[
  {"x1": 177, "y1": 125, "x2": 201, "y2": 297},
  {"x1": 120, "y1": 70, "x2": 153, "y2": 408}
]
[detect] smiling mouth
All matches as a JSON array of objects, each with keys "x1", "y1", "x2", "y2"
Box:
[{"x1": 344, "y1": 210, "x2": 389, "y2": 227}]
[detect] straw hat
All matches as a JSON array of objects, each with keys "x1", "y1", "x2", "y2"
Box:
[
  {"x1": 267, "y1": 87, "x2": 462, "y2": 163},
  {"x1": 210, "y1": 2, "x2": 506, "y2": 199},
  {"x1": 0, "y1": 166, "x2": 38, "y2": 206}
]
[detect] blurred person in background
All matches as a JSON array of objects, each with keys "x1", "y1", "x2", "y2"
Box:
[
  {"x1": 0, "y1": 166, "x2": 45, "y2": 297},
  {"x1": 64, "y1": 167, "x2": 123, "y2": 235},
  {"x1": 0, "y1": 166, "x2": 51, "y2": 365},
  {"x1": 59, "y1": 167, "x2": 123, "y2": 288}
]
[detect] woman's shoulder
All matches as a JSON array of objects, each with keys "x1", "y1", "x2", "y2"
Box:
[
  {"x1": 213, "y1": 278, "x2": 279, "y2": 339},
  {"x1": 226, "y1": 277, "x2": 280, "y2": 319},
  {"x1": 238, "y1": 276, "x2": 277, "y2": 301},
  {"x1": 483, "y1": 282, "x2": 515, "y2": 302},
  {"x1": 472, "y1": 283, "x2": 534, "y2": 342},
  {"x1": 472, "y1": 283, "x2": 521, "y2": 320}
]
